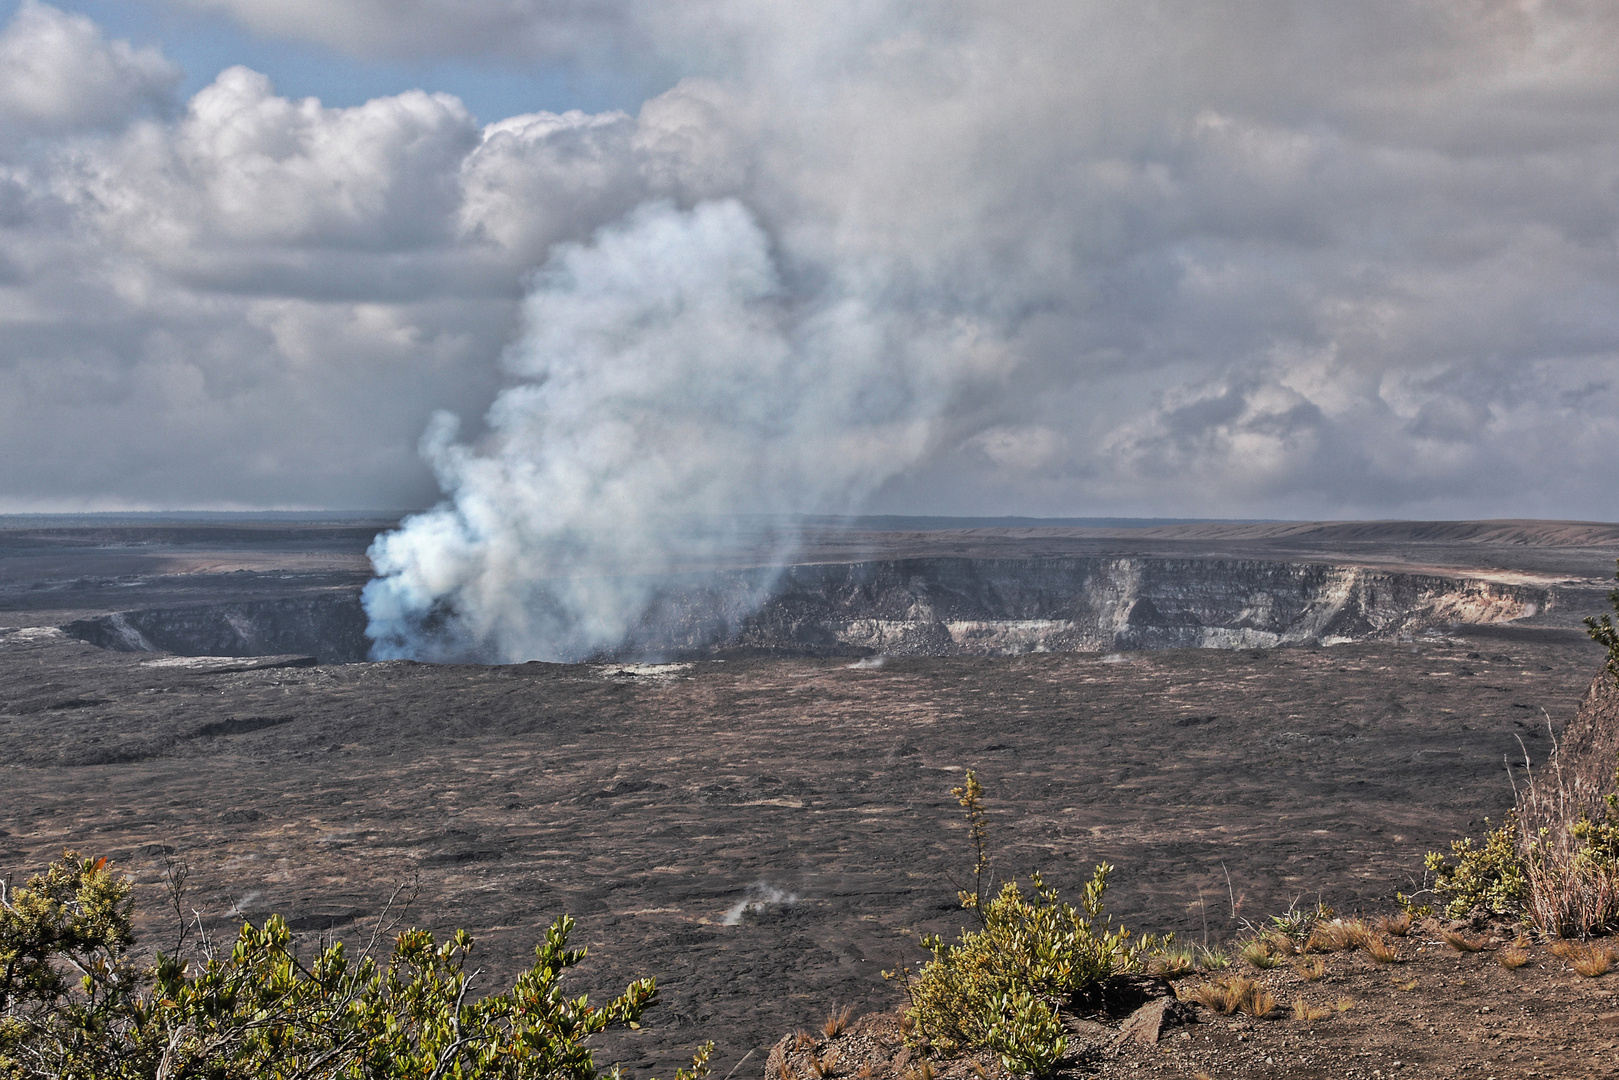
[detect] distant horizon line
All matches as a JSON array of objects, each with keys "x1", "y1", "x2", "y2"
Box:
[{"x1": 2, "y1": 510, "x2": 1616, "y2": 529}]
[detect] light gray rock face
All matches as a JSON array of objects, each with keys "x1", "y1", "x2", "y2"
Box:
[
  {"x1": 60, "y1": 556, "x2": 1554, "y2": 662},
  {"x1": 641, "y1": 556, "x2": 1551, "y2": 657}
]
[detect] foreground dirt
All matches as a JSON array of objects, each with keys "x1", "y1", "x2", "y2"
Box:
[
  {"x1": 0, "y1": 623, "x2": 1608, "y2": 1077},
  {"x1": 777, "y1": 923, "x2": 1619, "y2": 1080}
]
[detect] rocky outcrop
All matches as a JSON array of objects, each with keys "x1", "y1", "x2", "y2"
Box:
[{"x1": 1554, "y1": 668, "x2": 1619, "y2": 819}]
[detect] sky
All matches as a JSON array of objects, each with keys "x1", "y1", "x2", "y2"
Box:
[{"x1": 2, "y1": 0, "x2": 1618, "y2": 522}]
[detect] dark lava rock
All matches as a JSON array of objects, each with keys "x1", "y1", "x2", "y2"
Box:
[{"x1": 0, "y1": 620, "x2": 1608, "y2": 1080}]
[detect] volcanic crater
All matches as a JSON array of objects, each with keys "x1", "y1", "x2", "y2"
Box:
[{"x1": 3, "y1": 516, "x2": 1618, "y2": 1077}]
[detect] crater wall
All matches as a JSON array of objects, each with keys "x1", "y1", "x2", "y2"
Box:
[
  {"x1": 60, "y1": 556, "x2": 1556, "y2": 662},
  {"x1": 708, "y1": 556, "x2": 1551, "y2": 656},
  {"x1": 63, "y1": 592, "x2": 370, "y2": 662}
]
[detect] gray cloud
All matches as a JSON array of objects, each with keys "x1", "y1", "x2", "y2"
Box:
[{"x1": 0, "y1": 1, "x2": 1617, "y2": 525}]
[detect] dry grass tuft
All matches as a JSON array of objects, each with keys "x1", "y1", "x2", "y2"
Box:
[
  {"x1": 1294, "y1": 956, "x2": 1328, "y2": 981},
  {"x1": 1335, "y1": 997, "x2": 1356, "y2": 1012},
  {"x1": 1569, "y1": 942, "x2": 1612, "y2": 977},
  {"x1": 1379, "y1": 912, "x2": 1413, "y2": 937},
  {"x1": 1185, "y1": 975, "x2": 1279, "y2": 1018},
  {"x1": 1183, "y1": 979, "x2": 1229, "y2": 1011},
  {"x1": 1365, "y1": 937, "x2": 1400, "y2": 965},
  {"x1": 1342, "y1": 919, "x2": 1374, "y2": 949},
  {"x1": 1292, "y1": 999, "x2": 1331, "y2": 1022},
  {"x1": 1498, "y1": 946, "x2": 1531, "y2": 970},
  {"x1": 822, "y1": 1006, "x2": 854, "y2": 1039},
  {"x1": 1392, "y1": 979, "x2": 1419, "y2": 992},
  {"x1": 1441, "y1": 929, "x2": 1486, "y2": 953},
  {"x1": 1548, "y1": 938, "x2": 1579, "y2": 960},
  {"x1": 793, "y1": 1030, "x2": 818, "y2": 1052},
  {"x1": 1240, "y1": 938, "x2": 1281, "y2": 969},
  {"x1": 904, "y1": 1060, "x2": 935, "y2": 1080},
  {"x1": 1240, "y1": 985, "x2": 1279, "y2": 1019},
  {"x1": 1307, "y1": 919, "x2": 1372, "y2": 953},
  {"x1": 1149, "y1": 945, "x2": 1197, "y2": 978}
]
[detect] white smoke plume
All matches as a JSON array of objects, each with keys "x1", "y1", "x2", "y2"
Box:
[{"x1": 363, "y1": 198, "x2": 984, "y2": 662}]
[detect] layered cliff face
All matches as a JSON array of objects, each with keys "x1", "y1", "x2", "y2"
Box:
[
  {"x1": 637, "y1": 557, "x2": 1551, "y2": 656},
  {"x1": 63, "y1": 592, "x2": 370, "y2": 663},
  {"x1": 60, "y1": 556, "x2": 1554, "y2": 663}
]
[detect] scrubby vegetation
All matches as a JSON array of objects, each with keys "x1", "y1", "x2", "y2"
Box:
[
  {"x1": 1424, "y1": 743, "x2": 1619, "y2": 937},
  {"x1": 1421, "y1": 565, "x2": 1619, "y2": 937},
  {"x1": 884, "y1": 773, "x2": 1143, "y2": 1077},
  {"x1": 1584, "y1": 559, "x2": 1619, "y2": 687},
  {"x1": 0, "y1": 851, "x2": 709, "y2": 1080}
]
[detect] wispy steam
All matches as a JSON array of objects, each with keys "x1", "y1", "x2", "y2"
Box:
[
  {"x1": 721, "y1": 882, "x2": 797, "y2": 926},
  {"x1": 363, "y1": 199, "x2": 980, "y2": 662}
]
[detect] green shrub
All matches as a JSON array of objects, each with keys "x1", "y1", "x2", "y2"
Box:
[
  {"x1": 1569, "y1": 792, "x2": 1619, "y2": 864},
  {"x1": 0, "y1": 851, "x2": 710, "y2": 1080},
  {"x1": 887, "y1": 773, "x2": 1137, "y2": 1077},
  {"x1": 1424, "y1": 815, "x2": 1530, "y2": 919}
]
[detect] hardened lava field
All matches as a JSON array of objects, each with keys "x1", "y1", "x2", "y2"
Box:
[
  {"x1": 0, "y1": 623, "x2": 1605, "y2": 1076},
  {"x1": 2, "y1": 518, "x2": 1616, "y2": 1076}
]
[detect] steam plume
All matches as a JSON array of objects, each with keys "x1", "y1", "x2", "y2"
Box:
[{"x1": 363, "y1": 198, "x2": 978, "y2": 662}]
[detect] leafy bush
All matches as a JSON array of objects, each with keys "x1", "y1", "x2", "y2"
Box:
[
  {"x1": 1424, "y1": 815, "x2": 1530, "y2": 920},
  {"x1": 0, "y1": 851, "x2": 710, "y2": 1080},
  {"x1": 887, "y1": 773, "x2": 1137, "y2": 1077}
]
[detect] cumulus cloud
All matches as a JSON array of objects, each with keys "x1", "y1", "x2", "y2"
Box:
[
  {"x1": 1, "y1": 0, "x2": 1617, "y2": 537},
  {"x1": 0, "y1": 1, "x2": 179, "y2": 134}
]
